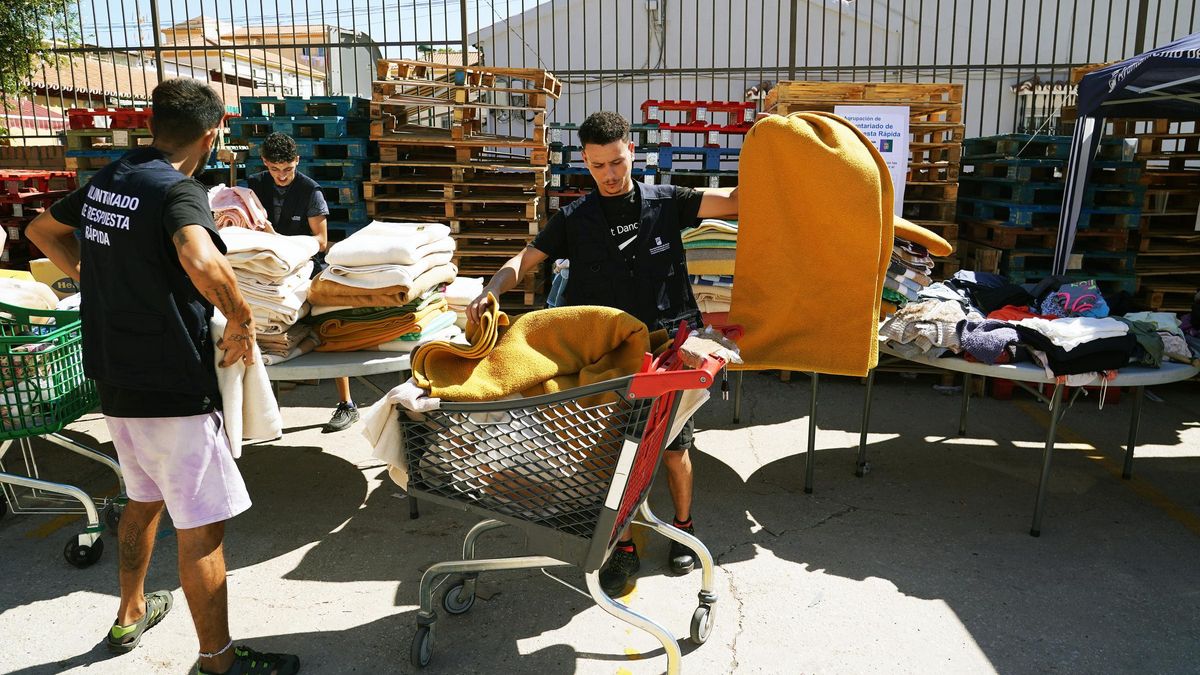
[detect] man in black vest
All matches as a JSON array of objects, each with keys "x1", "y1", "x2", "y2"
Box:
[
  {"x1": 466, "y1": 111, "x2": 738, "y2": 597},
  {"x1": 29, "y1": 79, "x2": 300, "y2": 675},
  {"x1": 246, "y1": 133, "x2": 356, "y2": 433}
]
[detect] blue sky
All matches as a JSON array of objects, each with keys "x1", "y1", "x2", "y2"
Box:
[{"x1": 76, "y1": 0, "x2": 534, "y2": 54}]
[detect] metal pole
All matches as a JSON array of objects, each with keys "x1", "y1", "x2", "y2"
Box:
[
  {"x1": 1133, "y1": 0, "x2": 1151, "y2": 54},
  {"x1": 460, "y1": 0, "x2": 470, "y2": 64},
  {"x1": 1029, "y1": 383, "x2": 1064, "y2": 537},
  {"x1": 804, "y1": 372, "x2": 817, "y2": 494},
  {"x1": 856, "y1": 369, "x2": 876, "y2": 477},
  {"x1": 1122, "y1": 386, "x2": 1145, "y2": 480},
  {"x1": 148, "y1": 0, "x2": 165, "y2": 84},
  {"x1": 958, "y1": 372, "x2": 972, "y2": 436},
  {"x1": 787, "y1": 0, "x2": 798, "y2": 80}
]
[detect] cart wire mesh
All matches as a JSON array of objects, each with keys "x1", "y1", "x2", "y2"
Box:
[{"x1": 401, "y1": 381, "x2": 655, "y2": 539}]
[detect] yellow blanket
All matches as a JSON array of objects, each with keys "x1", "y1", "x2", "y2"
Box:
[
  {"x1": 682, "y1": 219, "x2": 738, "y2": 243},
  {"x1": 728, "y1": 112, "x2": 893, "y2": 376},
  {"x1": 316, "y1": 298, "x2": 449, "y2": 352},
  {"x1": 412, "y1": 299, "x2": 651, "y2": 402}
]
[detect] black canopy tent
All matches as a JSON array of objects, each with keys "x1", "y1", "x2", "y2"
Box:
[{"x1": 1053, "y1": 31, "x2": 1200, "y2": 275}]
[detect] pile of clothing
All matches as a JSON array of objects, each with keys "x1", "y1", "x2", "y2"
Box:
[
  {"x1": 684, "y1": 219, "x2": 737, "y2": 321},
  {"x1": 879, "y1": 270, "x2": 1200, "y2": 381},
  {"x1": 882, "y1": 219, "x2": 954, "y2": 317},
  {"x1": 306, "y1": 221, "x2": 460, "y2": 351},
  {"x1": 208, "y1": 184, "x2": 270, "y2": 231},
  {"x1": 221, "y1": 228, "x2": 319, "y2": 364}
]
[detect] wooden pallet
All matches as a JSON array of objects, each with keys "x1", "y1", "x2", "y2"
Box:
[
  {"x1": 960, "y1": 219, "x2": 1130, "y2": 251},
  {"x1": 769, "y1": 82, "x2": 962, "y2": 110},
  {"x1": 369, "y1": 164, "x2": 545, "y2": 192},
  {"x1": 1136, "y1": 281, "x2": 1199, "y2": 312},
  {"x1": 374, "y1": 129, "x2": 548, "y2": 165},
  {"x1": 375, "y1": 59, "x2": 562, "y2": 98},
  {"x1": 64, "y1": 128, "x2": 153, "y2": 152},
  {"x1": 371, "y1": 100, "x2": 547, "y2": 142}
]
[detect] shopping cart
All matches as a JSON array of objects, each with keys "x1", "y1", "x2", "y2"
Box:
[
  {"x1": 399, "y1": 325, "x2": 732, "y2": 674},
  {"x1": 0, "y1": 300, "x2": 124, "y2": 568}
]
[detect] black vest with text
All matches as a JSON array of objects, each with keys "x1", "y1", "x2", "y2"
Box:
[
  {"x1": 78, "y1": 147, "x2": 221, "y2": 397},
  {"x1": 559, "y1": 182, "x2": 702, "y2": 333},
  {"x1": 247, "y1": 170, "x2": 318, "y2": 235}
]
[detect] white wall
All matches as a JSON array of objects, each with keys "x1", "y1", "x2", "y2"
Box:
[{"x1": 471, "y1": 0, "x2": 1200, "y2": 139}]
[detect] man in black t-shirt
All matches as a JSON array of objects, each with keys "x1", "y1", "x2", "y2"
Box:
[
  {"x1": 466, "y1": 111, "x2": 738, "y2": 597},
  {"x1": 29, "y1": 80, "x2": 299, "y2": 675}
]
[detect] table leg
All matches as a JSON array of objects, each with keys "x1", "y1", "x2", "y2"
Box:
[
  {"x1": 856, "y1": 369, "x2": 876, "y2": 477},
  {"x1": 733, "y1": 371, "x2": 744, "y2": 424},
  {"x1": 1122, "y1": 386, "x2": 1145, "y2": 480},
  {"x1": 409, "y1": 494, "x2": 420, "y2": 520},
  {"x1": 805, "y1": 372, "x2": 818, "y2": 495},
  {"x1": 1030, "y1": 382, "x2": 1064, "y2": 537},
  {"x1": 958, "y1": 372, "x2": 972, "y2": 437}
]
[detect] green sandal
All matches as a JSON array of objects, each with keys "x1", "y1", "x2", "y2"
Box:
[
  {"x1": 196, "y1": 646, "x2": 301, "y2": 675},
  {"x1": 105, "y1": 590, "x2": 174, "y2": 654}
]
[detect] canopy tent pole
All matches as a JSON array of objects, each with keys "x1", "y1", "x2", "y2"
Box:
[{"x1": 1052, "y1": 115, "x2": 1105, "y2": 276}]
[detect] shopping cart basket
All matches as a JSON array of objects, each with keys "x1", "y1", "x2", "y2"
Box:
[
  {"x1": 0, "y1": 300, "x2": 124, "y2": 567},
  {"x1": 400, "y1": 325, "x2": 732, "y2": 673}
]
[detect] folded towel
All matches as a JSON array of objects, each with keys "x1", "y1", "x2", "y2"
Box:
[
  {"x1": 683, "y1": 240, "x2": 738, "y2": 250},
  {"x1": 324, "y1": 221, "x2": 452, "y2": 267},
  {"x1": 728, "y1": 112, "x2": 892, "y2": 376},
  {"x1": 307, "y1": 263, "x2": 457, "y2": 308},
  {"x1": 1123, "y1": 311, "x2": 1184, "y2": 338},
  {"x1": 221, "y1": 228, "x2": 320, "y2": 278},
  {"x1": 211, "y1": 313, "x2": 282, "y2": 458},
  {"x1": 209, "y1": 185, "x2": 271, "y2": 232},
  {"x1": 412, "y1": 301, "x2": 651, "y2": 402},
  {"x1": 377, "y1": 324, "x2": 466, "y2": 353},
  {"x1": 258, "y1": 334, "x2": 321, "y2": 365},
  {"x1": 323, "y1": 248, "x2": 455, "y2": 290},
  {"x1": 685, "y1": 248, "x2": 737, "y2": 276},
  {"x1": 257, "y1": 323, "x2": 314, "y2": 353},
  {"x1": 682, "y1": 219, "x2": 738, "y2": 242},
  {"x1": 445, "y1": 276, "x2": 485, "y2": 306},
  {"x1": 689, "y1": 274, "x2": 735, "y2": 288},
  {"x1": 1014, "y1": 317, "x2": 1130, "y2": 352},
  {"x1": 316, "y1": 298, "x2": 450, "y2": 352}
]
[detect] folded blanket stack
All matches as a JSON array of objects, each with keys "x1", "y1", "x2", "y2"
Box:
[
  {"x1": 882, "y1": 218, "x2": 955, "y2": 317},
  {"x1": 683, "y1": 219, "x2": 737, "y2": 319},
  {"x1": 257, "y1": 323, "x2": 321, "y2": 366},
  {"x1": 307, "y1": 221, "x2": 461, "y2": 350},
  {"x1": 220, "y1": 229, "x2": 320, "y2": 362}
]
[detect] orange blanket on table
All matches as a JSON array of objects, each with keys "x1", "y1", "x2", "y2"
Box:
[
  {"x1": 727, "y1": 112, "x2": 894, "y2": 377},
  {"x1": 315, "y1": 297, "x2": 449, "y2": 352}
]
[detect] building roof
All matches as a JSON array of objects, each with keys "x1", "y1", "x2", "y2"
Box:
[
  {"x1": 1, "y1": 100, "x2": 68, "y2": 132},
  {"x1": 27, "y1": 54, "x2": 265, "y2": 109},
  {"x1": 159, "y1": 45, "x2": 318, "y2": 77}
]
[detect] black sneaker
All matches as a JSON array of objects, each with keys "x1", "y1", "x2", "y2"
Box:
[
  {"x1": 196, "y1": 645, "x2": 300, "y2": 675},
  {"x1": 668, "y1": 521, "x2": 697, "y2": 576},
  {"x1": 322, "y1": 402, "x2": 359, "y2": 433},
  {"x1": 599, "y1": 544, "x2": 640, "y2": 597}
]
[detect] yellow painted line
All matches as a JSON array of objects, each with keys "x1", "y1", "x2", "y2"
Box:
[
  {"x1": 25, "y1": 513, "x2": 82, "y2": 539},
  {"x1": 613, "y1": 527, "x2": 653, "y2": 672},
  {"x1": 1014, "y1": 399, "x2": 1200, "y2": 537}
]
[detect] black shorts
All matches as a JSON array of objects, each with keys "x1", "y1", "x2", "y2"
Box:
[{"x1": 667, "y1": 418, "x2": 694, "y2": 452}]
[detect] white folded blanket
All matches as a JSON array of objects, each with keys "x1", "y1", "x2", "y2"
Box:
[
  {"x1": 211, "y1": 313, "x2": 282, "y2": 458},
  {"x1": 324, "y1": 248, "x2": 456, "y2": 290},
  {"x1": 444, "y1": 276, "x2": 485, "y2": 305},
  {"x1": 234, "y1": 263, "x2": 313, "y2": 292},
  {"x1": 221, "y1": 228, "x2": 319, "y2": 278},
  {"x1": 324, "y1": 221, "x2": 452, "y2": 267}
]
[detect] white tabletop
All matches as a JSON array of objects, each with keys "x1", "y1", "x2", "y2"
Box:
[
  {"x1": 880, "y1": 342, "x2": 1199, "y2": 387},
  {"x1": 264, "y1": 350, "x2": 412, "y2": 381}
]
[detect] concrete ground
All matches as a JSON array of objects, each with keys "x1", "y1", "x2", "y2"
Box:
[{"x1": 1, "y1": 370, "x2": 1198, "y2": 675}]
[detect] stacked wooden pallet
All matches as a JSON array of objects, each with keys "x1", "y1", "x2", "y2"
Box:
[
  {"x1": 368, "y1": 59, "x2": 560, "y2": 311},
  {"x1": 957, "y1": 134, "x2": 1143, "y2": 295},
  {"x1": 0, "y1": 170, "x2": 76, "y2": 269},
  {"x1": 1117, "y1": 118, "x2": 1200, "y2": 312},
  {"x1": 65, "y1": 107, "x2": 242, "y2": 189},
  {"x1": 766, "y1": 82, "x2": 964, "y2": 280},
  {"x1": 231, "y1": 96, "x2": 370, "y2": 237}
]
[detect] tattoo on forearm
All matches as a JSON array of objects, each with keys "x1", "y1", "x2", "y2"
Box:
[{"x1": 208, "y1": 283, "x2": 239, "y2": 317}]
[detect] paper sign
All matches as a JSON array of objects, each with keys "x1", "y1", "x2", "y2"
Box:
[
  {"x1": 1067, "y1": 253, "x2": 1084, "y2": 270},
  {"x1": 112, "y1": 129, "x2": 131, "y2": 148},
  {"x1": 834, "y1": 105, "x2": 911, "y2": 216}
]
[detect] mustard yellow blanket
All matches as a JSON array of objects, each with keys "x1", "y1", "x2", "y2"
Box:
[
  {"x1": 411, "y1": 297, "x2": 652, "y2": 402},
  {"x1": 728, "y1": 112, "x2": 893, "y2": 376}
]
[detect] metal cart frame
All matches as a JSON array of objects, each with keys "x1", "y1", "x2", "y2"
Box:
[{"x1": 400, "y1": 331, "x2": 726, "y2": 674}]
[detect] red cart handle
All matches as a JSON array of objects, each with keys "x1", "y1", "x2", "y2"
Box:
[{"x1": 626, "y1": 321, "x2": 742, "y2": 400}]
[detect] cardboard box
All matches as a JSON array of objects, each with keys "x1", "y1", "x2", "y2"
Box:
[{"x1": 29, "y1": 258, "x2": 79, "y2": 299}]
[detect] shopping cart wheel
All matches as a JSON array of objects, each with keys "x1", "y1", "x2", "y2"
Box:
[
  {"x1": 64, "y1": 537, "x2": 104, "y2": 568},
  {"x1": 690, "y1": 604, "x2": 714, "y2": 645},
  {"x1": 410, "y1": 625, "x2": 434, "y2": 668},
  {"x1": 442, "y1": 582, "x2": 475, "y2": 615},
  {"x1": 104, "y1": 503, "x2": 124, "y2": 534}
]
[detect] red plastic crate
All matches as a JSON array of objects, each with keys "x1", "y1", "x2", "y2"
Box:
[{"x1": 67, "y1": 108, "x2": 152, "y2": 130}]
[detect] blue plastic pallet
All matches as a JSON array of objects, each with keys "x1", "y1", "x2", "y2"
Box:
[
  {"x1": 656, "y1": 146, "x2": 740, "y2": 171},
  {"x1": 244, "y1": 158, "x2": 366, "y2": 181},
  {"x1": 250, "y1": 137, "x2": 372, "y2": 161},
  {"x1": 284, "y1": 96, "x2": 368, "y2": 118},
  {"x1": 228, "y1": 116, "x2": 369, "y2": 140},
  {"x1": 325, "y1": 203, "x2": 369, "y2": 223},
  {"x1": 326, "y1": 220, "x2": 371, "y2": 237}
]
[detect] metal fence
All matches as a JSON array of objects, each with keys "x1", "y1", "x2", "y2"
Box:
[{"x1": 3, "y1": 0, "x2": 1198, "y2": 143}]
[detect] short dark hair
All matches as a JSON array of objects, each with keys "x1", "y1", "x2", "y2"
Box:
[
  {"x1": 578, "y1": 111, "x2": 630, "y2": 146},
  {"x1": 260, "y1": 132, "x2": 299, "y2": 163},
  {"x1": 150, "y1": 79, "x2": 225, "y2": 148}
]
